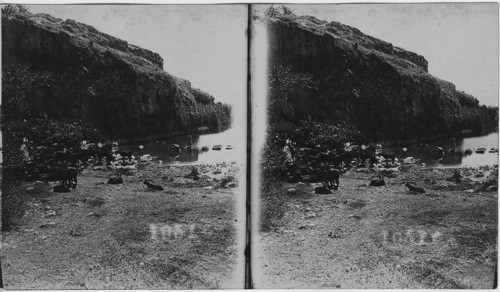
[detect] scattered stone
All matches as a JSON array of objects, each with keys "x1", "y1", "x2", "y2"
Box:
[
  {"x1": 39, "y1": 221, "x2": 56, "y2": 228},
  {"x1": 298, "y1": 224, "x2": 316, "y2": 230},
  {"x1": 405, "y1": 183, "x2": 425, "y2": 193},
  {"x1": 226, "y1": 182, "x2": 238, "y2": 188},
  {"x1": 347, "y1": 214, "x2": 362, "y2": 220},
  {"x1": 464, "y1": 189, "x2": 475, "y2": 193},
  {"x1": 304, "y1": 212, "x2": 316, "y2": 219},
  {"x1": 25, "y1": 187, "x2": 36, "y2": 193},
  {"x1": 203, "y1": 186, "x2": 214, "y2": 190},
  {"x1": 45, "y1": 210, "x2": 56, "y2": 217},
  {"x1": 403, "y1": 157, "x2": 418, "y2": 164},
  {"x1": 88, "y1": 212, "x2": 103, "y2": 218}
]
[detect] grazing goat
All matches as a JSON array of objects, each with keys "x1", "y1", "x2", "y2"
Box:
[
  {"x1": 43, "y1": 168, "x2": 78, "y2": 188},
  {"x1": 320, "y1": 165, "x2": 340, "y2": 190},
  {"x1": 144, "y1": 180, "x2": 164, "y2": 191},
  {"x1": 108, "y1": 173, "x2": 124, "y2": 184},
  {"x1": 405, "y1": 183, "x2": 425, "y2": 193}
]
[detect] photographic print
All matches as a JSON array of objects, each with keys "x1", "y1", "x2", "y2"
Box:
[
  {"x1": 1, "y1": 1, "x2": 499, "y2": 290},
  {"x1": 253, "y1": 3, "x2": 498, "y2": 289},
  {"x1": 1, "y1": 4, "x2": 247, "y2": 289}
]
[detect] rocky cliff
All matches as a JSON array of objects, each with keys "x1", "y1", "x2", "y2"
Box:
[
  {"x1": 2, "y1": 8, "x2": 231, "y2": 141},
  {"x1": 267, "y1": 10, "x2": 497, "y2": 140}
]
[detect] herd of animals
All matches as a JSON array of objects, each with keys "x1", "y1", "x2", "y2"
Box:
[
  {"x1": 20, "y1": 141, "x2": 182, "y2": 193},
  {"x1": 281, "y1": 142, "x2": 496, "y2": 193}
]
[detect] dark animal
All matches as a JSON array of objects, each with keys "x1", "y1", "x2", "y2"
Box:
[
  {"x1": 370, "y1": 176, "x2": 385, "y2": 186},
  {"x1": 405, "y1": 183, "x2": 425, "y2": 193},
  {"x1": 315, "y1": 186, "x2": 331, "y2": 194},
  {"x1": 108, "y1": 173, "x2": 124, "y2": 184},
  {"x1": 144, "y1": 180, "x2": 164, "y2": 191},
  {"x1": 116, "y1": 150, "x2": 133, "y2": 162},
  {"x1": 53, "y1": 184, "x2": 70, "y2": 193},
  {"x1": 320, "y1": 165, "x2": 340, "y2": 190},
  {"x1": 43, "y1": 168, "x2": 78, "y2": 188}
]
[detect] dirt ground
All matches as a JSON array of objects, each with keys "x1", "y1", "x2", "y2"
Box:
[
  {"x1": 255, "y1": 165, "x2": 498, "y2": 289},
  {"x1": 1, "y1": 162, "x2": 245, "y2": 289}
]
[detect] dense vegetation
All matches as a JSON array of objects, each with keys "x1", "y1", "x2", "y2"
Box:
[
  {"x1": 197, "y1": 103, "x2": 232, "y2": 133},
  {"x1": 261, "y1": 65, "x2": 365, "y2": 231},
  {"x1": 2, "y1": 64, "x2": 100, "y2": 231}
]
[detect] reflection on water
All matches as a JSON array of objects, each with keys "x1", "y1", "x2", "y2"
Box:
[
  {"x1": 123, "y1": 127, "x2": 245, "y2": 165},
  {"x1": 386, "y1": 132, "x2": 499, "y2": 168}
]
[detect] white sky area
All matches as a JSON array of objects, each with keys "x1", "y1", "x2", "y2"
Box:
[
  {"x1": 27, "y1": 4, "x2": 248, "y2": 111},
  {"x1": 26, "y1": 3, "x2": 498, "y2": 108},
  {"x1": 287, "y1": 3, "x2": 499, "y2": 107}
]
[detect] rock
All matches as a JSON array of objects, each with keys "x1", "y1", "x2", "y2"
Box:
[
  {"x1": 464, "y1": 189, "x2": 475, "y2": 193},
  {"x1": 347, "y1": 214, "x2": 362, "y2": 220},
  {"x1": 140, "y1": 154, "x2": 154, "y2": 162},
  {"x1": 39, "y1": 221, "x2": 56, "y2": 228},
  {"x1": 45, "y1": 210, "x2": 56, "y2": 217},
  {"x1": 403, "y1": 157, "x2": 418, "y2": 164},
  {"x1": 25, "y1": 186, "x2": 36, "y2": 193},
  {"x1": 139, "y1": 145, "x2": 144, "y2": 149},
  {"x1": 226, "y1": 182, "x2": 238, "y2": 188},
  {"x1": 304, "y1": 212, "x2": 316, "y2": 219},
  {"x1": 298, "y1": 224, "x2": 316, "y2": 230},
  {"x1": 203, "y1": 186, "x2": 214, "y2": 190},
  {"x1": 287, "y1": 188, "x2": 296, "y2": 193}
]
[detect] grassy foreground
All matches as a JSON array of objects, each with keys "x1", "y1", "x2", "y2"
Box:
[
  {"x1": 256, "y1": 165, "x2": 498, "y2": 289},
  {"x1": 1, "y1": 162, "x2": 244, "y2": 289}
]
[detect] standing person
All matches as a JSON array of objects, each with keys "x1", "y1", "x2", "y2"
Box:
[
  {"x1": 20, "y1": 137, "x2": 31, "y2": 162},
  {"x1": 283, "y1": 139, "x2": 294, "y2": 163}
]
